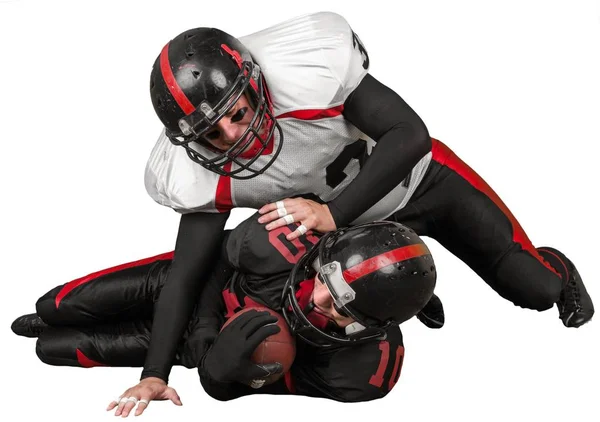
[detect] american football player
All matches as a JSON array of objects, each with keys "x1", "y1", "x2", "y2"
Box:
[{"x1": 13, "y1": 215, "x2": 437, "y2": 408}]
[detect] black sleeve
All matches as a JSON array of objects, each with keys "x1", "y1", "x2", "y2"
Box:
[
  {"x1": 328, "y1": 73, "x2": 431, "y2": 227},
  {"x1": 140, "y1": 210, "x2": 230, "y2": 383},
  {"x1": 193, "y1": 266, "x2": 255, "y2": 402}
]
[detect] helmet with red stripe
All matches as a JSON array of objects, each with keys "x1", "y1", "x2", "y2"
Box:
[
  {"x1": 149, "y1": 28, "x2": 283, "y2": 179},
  {"x1": 281, "y1": 221, "x2": 436, "y2": 347}
]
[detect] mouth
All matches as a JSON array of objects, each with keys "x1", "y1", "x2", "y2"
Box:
[{"x1": 306, "y1": 298, "x2": 329, "y2": 318}]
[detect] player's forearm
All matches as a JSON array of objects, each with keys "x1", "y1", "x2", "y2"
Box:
[
  {"x1": 330, "y1": 74, "x2": 431, "y2": 226},
  {"x1": 185, "y1": 258, "x2": 233, "y2": 368},
  {"x1": 140, "y1": 211, "x2": 229, "y2": 383},
  {"x1": 141, "y1": 282, "x2": 199, "y2": 381}
]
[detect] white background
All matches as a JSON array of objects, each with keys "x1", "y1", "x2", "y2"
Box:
[{"x1": 1, "y1": 0, "x2": 599, "y2": 420}]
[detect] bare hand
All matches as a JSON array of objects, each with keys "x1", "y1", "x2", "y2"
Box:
[
  {"x1": 258, "y1": 198, "x2": 336, "y2": 240},
  {"x1": 106, "y1": 377, "x2": 182, "y2": 417}
]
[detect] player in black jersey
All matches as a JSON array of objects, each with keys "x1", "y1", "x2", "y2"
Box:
[{"x1": 12, "y1": 213, "x2": 437, "y2": 411}]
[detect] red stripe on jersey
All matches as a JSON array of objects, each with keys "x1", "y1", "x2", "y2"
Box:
[
  {"x1": 276, "y1": 105, "x2": 344, "y2": 120},
  {"x1": 160, "y1": 43, "x2": 195, "y2": 115},
  {"x1": 430, "y1": 138, "x2": 559, "y2": 276},
  {"x1": 76, "y1": 349, "x2": 106, "y2": 368},
  {"x1": 55, "y1": 251, "x2": 175, "y2": 309},
  {"x1": 343, "y1": 244, "x2": 430, "y2": 284},
  {"x1": 215, "y1": 163, "x2": 233, "y2": 212},
  {"x1": 222, "y1": 289, "x2": 242, "y2": 318}
]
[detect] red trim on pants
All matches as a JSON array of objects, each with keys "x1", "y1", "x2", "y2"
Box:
[
  {"x1": 429, "y1": 138, "x2": 559, "y2": 276},
  {"x1": 76, "y1": 349, "x2": 106, "y2": 368},
  {"x1": 55, "y1": 251, "x2": 175, "y2": 308}
]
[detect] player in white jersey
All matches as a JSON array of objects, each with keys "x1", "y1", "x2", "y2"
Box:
[{"x1": 11, "y1": 12, "x2": 592, "y2": 417}]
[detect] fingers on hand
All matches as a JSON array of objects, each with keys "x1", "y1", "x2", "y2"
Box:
[
  {"x1": 167, "y1": 389, "x2": 183, "y2": 406},
  {"x1": 259, "y1": 199, "x2": 287, "y2": 214},
  {"x1": 286, "y1": 222, "x2": 309, "y2": 241},
  {"x1": 106, "y1": 398, "x2": 120, "y2": 411},
  {"x1": 135, "y1": 397, "x2": 151, "y2": 416},
  {"x1": 246, "y1": 323, "x2": 281, "y2": 351},
  {"x1": 226, "y1": 309, "x2": 265, "y2": 330}
]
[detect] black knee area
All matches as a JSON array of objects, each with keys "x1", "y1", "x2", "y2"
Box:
[
  {"x1": 494, "y1": 248, "x2": 563, "y2": 311},
  {"x1": 35, "y1": 327, "x2": 84, "y2": 367},
  {"x1": 35, "y1": 337, "x2": 51, "y2": 365},
  {"x1": 35, "y1": 333, "x2": 75, "y2": 366},
  {"x1": 35, "y1": 285, "x2": 64, "y2": 324}
]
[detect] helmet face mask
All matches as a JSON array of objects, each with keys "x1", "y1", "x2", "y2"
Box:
[
  {"x1": 281, "y1": 221, "x2": 437, "y2": 348},
  {"x1": 150, "y1": 28, "x2": 284, "y2": 179}
]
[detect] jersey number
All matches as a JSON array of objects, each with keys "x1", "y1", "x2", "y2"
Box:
[
  {"x1": 325, "y1": 138, "x2": 413, "y2": 191},
  {"x1": 326, "y1": 138, "x2": 369, "y2": 189},
  {"x1": 268, "y1": 226, "x2": 320, "y2": 264},
  {"x1": 352, "y1": 30, "x2": 370, "y2": 69},
  {"x1": 369, "y1": 341, "x2": 405, "y2": 392}
]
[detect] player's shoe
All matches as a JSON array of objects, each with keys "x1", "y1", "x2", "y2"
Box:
[
  {"x1": 537, "y1": 247, "x2": 594, "y2": 328},
  {"x1": 417, "y1": 293, "x2": 445, "y2": 329},
  {"x1": 11, "y1": 313, "x2": 48, "y2": 338}
]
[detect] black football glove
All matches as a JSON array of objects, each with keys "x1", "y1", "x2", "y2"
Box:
[{"x1": 202, "y1": 309, "x2": 283, "y2": 383}]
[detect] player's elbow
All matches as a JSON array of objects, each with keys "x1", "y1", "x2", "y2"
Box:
[
  {"x1": 198, "y1": 372, "x2": 239, "y2": 402},
  {"x1": 389, "y1": 118, "x2": 431, "y2": 158},
  {"x1": 405, "y1": 116, "x2": 431, "y2": 153},
  {"x1": 413, "y1": 121, "x2": 431, "y2": 156}
]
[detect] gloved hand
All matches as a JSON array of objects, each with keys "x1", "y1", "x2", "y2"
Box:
[{"x1": 202, "y1": 309, "x2": 283, "y2": 383}]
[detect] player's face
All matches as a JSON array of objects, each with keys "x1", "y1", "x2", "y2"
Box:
[
  {"x1": 202, "y1": 94, "x2": 263, "y2": 152},
  {"x1": 309, "y1": 273, "x2": 355, "y2": 328}
]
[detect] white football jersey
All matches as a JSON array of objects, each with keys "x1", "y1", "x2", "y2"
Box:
[{"x1": 144, "y1": 12, "x2": 432, "y2": 225}]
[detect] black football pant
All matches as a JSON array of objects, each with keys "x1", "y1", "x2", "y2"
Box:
[
  {"x1": 391, "y1": 139, "x2": 567, "y2": 311},
  {"x1": 34, "y1": 251, "x2": 202, "y2": 369}
]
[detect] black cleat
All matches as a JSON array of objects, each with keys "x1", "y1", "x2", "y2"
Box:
[
  {"x1": 417, "y1": 293, "x2": 445, "y2": 329},
  {"x1": 11, "y1": 313, "x2": 48, "y2": 338},
  {"x1": 538, "y1": 247, "x2": 594, "y2": 328}
]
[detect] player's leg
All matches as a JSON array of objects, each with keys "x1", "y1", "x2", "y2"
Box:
[
  {"x1": 35, "y1": 317, "x2": 199, "y2": 369},
  {"x1": 11, "y1": 252, "x2": 173, "y2": 338},
  {"x1": 393, "y1": 139, "x2": 593, "y2": 326},
  {"x1": 37, "y1": 252, "x2": 173, "y2": 325},
  {"x1": 35, "y1": 320, "x2": 153, "y2": 368}
]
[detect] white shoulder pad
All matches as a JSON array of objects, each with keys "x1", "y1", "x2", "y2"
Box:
[
  {"x1": 240, "y1": 12, "x2": 369, "y2": 114},
  {"x1": 144, "y1": 129, "x2": 220, "y2": 214}
]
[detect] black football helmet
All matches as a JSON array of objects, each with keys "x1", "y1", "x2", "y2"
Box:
[
  {"x1": 149, "y1": 28, "x2": 283, "y2": 179},
  {"x1": 281, "y1": 221, "x2": 436, "y2": 347}
]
